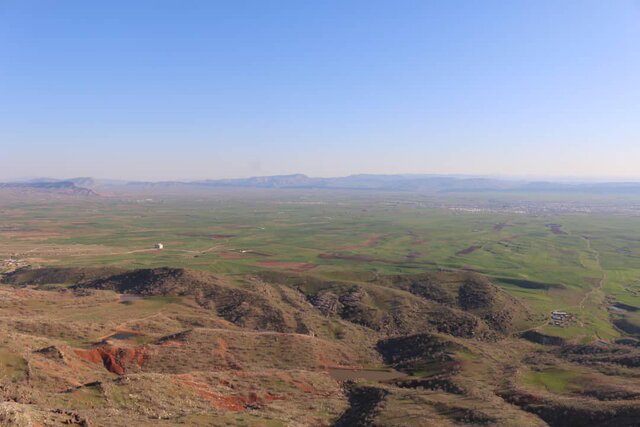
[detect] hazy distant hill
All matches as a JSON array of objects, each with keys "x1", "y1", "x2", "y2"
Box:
[
  {"x1": 127, "y1": 174, "x2": 640, "y2": 194},
  {"x1": 196, "y1": 173, "x2": 318, "y2": 188},
  {"x1": 134, "y1": 174, "x2": 520, "y2": 192},
  {"x1": 0, "y1": 181, "x2": 97, "y2": 196},
  {"x1": 517, "y1": 181, "x2": 640, "y2": 194},
  {"x1": 7, "y1": 175, "x2": 640, "y2": 195}
]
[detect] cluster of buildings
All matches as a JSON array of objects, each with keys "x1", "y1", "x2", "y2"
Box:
[
  {"x1": 1, "y1": 258, "x2": 27, "y2": 273},
  {"x1": 550, "y1": 310, "x2": 574, "y2": 327}
]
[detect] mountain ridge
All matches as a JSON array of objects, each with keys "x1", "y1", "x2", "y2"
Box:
[{"x1": 6, "y1": 174, "x2": 640, "y2": 194}]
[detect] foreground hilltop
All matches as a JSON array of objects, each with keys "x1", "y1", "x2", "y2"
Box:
[{"x1": 0, "y1": 266, "x2": 639, "y2": 426}]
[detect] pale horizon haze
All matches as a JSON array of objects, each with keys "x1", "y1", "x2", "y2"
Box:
[{"x1": 1, "y1": 1, "x2": 639, "y2": 181}]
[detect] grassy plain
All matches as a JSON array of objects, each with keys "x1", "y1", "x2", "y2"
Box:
[{"x1": 2, "y1": 188, "x2": 640, "y2": 342}]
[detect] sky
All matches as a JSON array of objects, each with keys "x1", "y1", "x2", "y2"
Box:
[{"x1": 1, "y1": 1, "x2": 639, "y2": 181}]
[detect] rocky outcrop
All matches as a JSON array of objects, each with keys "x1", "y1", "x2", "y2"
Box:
[
  {"x1": 75, "y1": 267, "x2": 216, "y2": 295},
  {"x1": 557, "y1": 343, "x2": 640, "y2": 368},
  {"x1": 613, "y1": 319, "x2": 640, "y2": 335},
  {"x1": 501, "y1": 390, "x2": 640, "y2": 427},
  {"x1": 458, "y1": 278, "x2": 497, "y2": 310},
  {"x1": 76, "y1": 268, "x2": 295, "y2": 332},
  {"x1": 74, "y1": 345, "x2": 146, "y2": 375},
  {"x1": 34, "y1": 345, "x2": 66, "y2": 363},
  {"x1": 332, "y1": 385, "x2": 388, "y2": 427},
  {"x1": 2, "y1": 267, "x2": 123, "y2": 286},
  {"x1": 376, "y1": 333, "x2": 464, "y2": 370},
  {"x1": 390, "y1": 272, "x2": 528, "y2": 335},
  {"x1": 376, "y1": 333, "x2": 465, "y2": 394},
  {"x1": 520, "y1": 330, "x2": 566, "y2": 346},
  {"x1": 310, "y1": 292, "x2": 342, "y2": 316}
]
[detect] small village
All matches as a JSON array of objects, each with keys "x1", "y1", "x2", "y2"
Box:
[
  {"x1": 549, "y1": 309, "x2": 575, "y2": 327},
  {"x1": 0, "y1": 257, "x2": 29, "y2": 273}
]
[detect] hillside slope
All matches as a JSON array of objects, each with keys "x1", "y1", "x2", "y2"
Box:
[{"x1": 0, "y1": 267, "x2": 638, "y2": 426}]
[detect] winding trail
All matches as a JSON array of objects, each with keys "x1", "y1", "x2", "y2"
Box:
[{"x1": 579, "y1": 236, "x2": 606, "y2": 310}]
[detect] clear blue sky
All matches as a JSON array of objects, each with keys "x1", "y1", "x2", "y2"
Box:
[{"x1": 1, "y1": 1, "x2": 639, "y2": 180}]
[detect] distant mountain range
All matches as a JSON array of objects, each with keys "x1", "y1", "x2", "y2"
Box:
[
  {"x1": 4, "y1": 174, "x2": 640, "y2": 195},
  {"x1": 186, "y1": 174, "x2": 519, "y2": 192},
  {"x1": 123, "y1": 174, "x2": 640, "y2": 194}
]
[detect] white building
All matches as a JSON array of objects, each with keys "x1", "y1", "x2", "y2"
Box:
[{"x1": 155, "y1": 243, "x2": 164, "y2": 249}]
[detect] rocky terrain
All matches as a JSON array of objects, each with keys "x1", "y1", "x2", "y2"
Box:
[{"x1": 0, "y1": 267, "x2": 638, "y2": 426}]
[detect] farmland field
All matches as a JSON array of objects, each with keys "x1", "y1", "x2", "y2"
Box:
[{"x1": 3, "y1": 189, "x2": 640, "y2": 342}]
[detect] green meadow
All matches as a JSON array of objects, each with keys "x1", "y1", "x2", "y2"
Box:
[{"x1": 2, "y1": 189, "x2": 640, "y2": 342}]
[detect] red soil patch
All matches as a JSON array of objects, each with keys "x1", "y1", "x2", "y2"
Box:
[
  {"x1": 74, "y1": 349, "x2": 103, "y2": 365},
  {"x1": 338, "y1": 234, "x2": 386, "y2": 251},
  {"x1": 210, "y1": 337, "x2": 242, "y2": 370},
  {"x1": 264, "y1": 392, "x2": 286, "y2": 402},
  {"x1": 256, "y1": 260, "x2": 317, "y2": 272},
  {"x1": 74, "y1": 345, "x2": 146, "y2": 375},
  {"x1": 214, "y1": 337, "x2": 228, "y2": 358},
  {"x1": 199, "y1": 390, "x2": 245, "y2": 411},
  {"x1": 219, "y1": 252, "x2": 245, "y2": 259},
  {"x1": 273, "y1": 371, "x2": 319, "y2": 394},
  {"x1": 173, "y1": 374, "x2": 283, "y2": 411}
]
